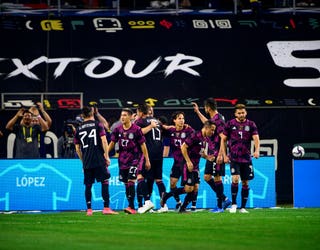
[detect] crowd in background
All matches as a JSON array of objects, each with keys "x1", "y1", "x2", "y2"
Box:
[{"x1": 1, "y1": 0, "x2": 319, "y2": 12}]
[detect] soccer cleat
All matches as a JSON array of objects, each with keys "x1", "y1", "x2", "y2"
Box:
[
  {"x1": 175, "y1": 201, "x2": 182, "y2": 211},
  {"x1": 137, "y1": 200, "x2": 154, "y2": 214},
  {"x1": 102, "y1": 207, "x2": 119, "y2": 215},
  {"x1": 124, "y1": 207, "x2": 137, "y2": 214},
  {"x1": 239, "y1": 208, "x2": 249, "y2": 213},
  {"x1": 229, "y1": 204, "x2": 237, "y2": 213},
  {"x1": 210, "y1": 207, "x2": 224, "y2": 213},
  {"x1": 178, "y1": 207, "x2": 189, "y2": 213},
  {"x1": 157, "y1": 204, "x2": 169, "y2": 213},
  {"x1": 86, "y1": 208, "x2": 93, "y2": 216},
  {"x1": 190, "y1": 206, "x2": 196, "y2": 212},
  {"x1": 222, "y1": 198, "x2": 232, "y2": 210}
]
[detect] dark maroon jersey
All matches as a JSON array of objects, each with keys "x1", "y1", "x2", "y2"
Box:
[
  {"x1": 223, "y1": 118, "x2": 259, "y2": 163},
  {"x1": 110, "y1": 123, "x2": 146, "y2": 169}
]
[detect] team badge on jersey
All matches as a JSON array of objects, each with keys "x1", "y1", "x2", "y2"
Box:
[{"x1": 128, "y1": 133, "x2": 134, "y2": 139}]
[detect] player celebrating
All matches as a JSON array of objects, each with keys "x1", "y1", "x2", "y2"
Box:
[
  {"x1": 108, "y1": 108, "x2": 153, "y2": 214},
  {"x1": 74, "y1": 106, "x2": 118, "y2": 216},
  {"x1": 135, "y1": 104, "x2": 166, "y2": 210},
  {"x1": 221, "y1": 104, "x2": 260, "y2": 213},
  {"x1": 159, "y1": 111, "x2": 195, "y2": 212},
  {"x1": 192, "y1": 98, "x2": 231, "y2": 212},
  {"x1": 161, "y1": 120, "x2": 216, "y2": 213}
]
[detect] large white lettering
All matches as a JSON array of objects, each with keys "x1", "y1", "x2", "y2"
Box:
[
  {"x1": 84, "y1": 56, "x2": 122, "y2": 78},
  {"x1": 164, "y1": 53, "x2": 203, "y2": 77},
  {"x1": 1, "y1": 53, "x2": 202, "y2": 80},
  {"x1": 124, "y1": 57, "x2": 161, "y2": 78},
  {"x1": 267, "y1": 40, "x2": 320, "y2": 87},
  {"x1": 5, "y1": 56, "x2": 84, "y2": 80},
  {"x1": 16, "y1": 176, "x2": 46, "y2": 187}
]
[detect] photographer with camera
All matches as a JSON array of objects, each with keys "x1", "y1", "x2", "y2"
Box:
[{"x1": 57, "y1": 120, "x2": 79, "y2": 158}]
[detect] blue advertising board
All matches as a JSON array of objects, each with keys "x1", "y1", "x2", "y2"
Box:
[
  {"x1": 293, "y1": 160, "x2": 320, "y2": 208},
  {"x1": 0, "y1": 157, "x2": 275, "y2": 211}
]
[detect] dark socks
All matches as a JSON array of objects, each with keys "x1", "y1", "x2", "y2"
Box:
[
  {"x1": 241, "y1": 184, "x2": 249, "y2": 208},
  {"x1": 206, "y1": 178, "x2": 216, "y2": 193},
  {"x1": 147, "y1": 178, "x2": 154, "y2": 197},
  {"x1": 125, "y1": 181, "x2": 135, "y2": 209},
  {"x1": 231, "y1": 182, "x2": 239, "y2": 205},
  {"x1": 215, "y1": 180, "x2": 224, "y2": 209},
  {"x1": 85, "y1": 184, "x2": 92, "y2": 209},
  {"x1": 191, "y1": 191, "x2": 198, "y2": 208},
  {"x1": 163, "y1": 187, "x2": 185, "y2": 204},
  {"x1": 171, "y1": 187, "x2": 180, "y2": 202},
  {"x1": 137, "y1": 178, "x2": 150, "y2": 207},
  {"x1": 181, "y1": 192, "x2": 194, "y2": 210},
  {"x1": 156, "y1": 180, "x2": 166, "y2": 199},
  {"x1": 102, "y1": 180, "x2": 110, "y2": 208}
]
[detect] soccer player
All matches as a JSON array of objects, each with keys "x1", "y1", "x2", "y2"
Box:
[
  {"x1": 161, "y1": 120, "x2": 216, "y2": 213},
  {"x1": 74, "y1": 106, "x2": 118, "y2": 216},
  {"x1": 109, "y1": 108, "x2": 153, "y2": 214},
  {"x1": 159, "y1": 111, "x2": 195, "y2": 212},
  {"x1": 135, "y1": 104, "x2": 166, "y2": 210},
  {"x1": 221, "y1": 104, "x2": 260, "y2": 213},
  {"x1": 192, "y1": 98, "x2": 231, "y2": 212}
]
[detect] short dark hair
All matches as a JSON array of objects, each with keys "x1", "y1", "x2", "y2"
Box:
[
  {"x1": 203, "y1": 120, "x2": 216, "y2": 128},
  {"x1": 171, "y1": 111, "x2": 185, "y2": 123},
  {"x1": 158, "y1": 115, "x2": 168, "y2": 125},
  {"x1": 122, "y1": 108, "x2": 134, "y2": 115},
  {"x1": 136, "y1": 103, "x2": 150, "y2": 115},
  {"x1": 23, "y1": 110, "x2": 32, "y2": 116},
  {"x1": 204, "y1": 98, "x2": 217, "y2": 111},
  {"x1": 82, "y1": 106, "x2": 93, "y2": 118}
]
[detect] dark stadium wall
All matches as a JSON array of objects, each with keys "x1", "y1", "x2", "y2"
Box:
[{"x1": 0, "y1": 13, "x2": 319, "y2": 203}]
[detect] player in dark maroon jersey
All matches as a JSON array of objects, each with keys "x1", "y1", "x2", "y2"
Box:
[
  {"x1": 161, "y1": 120, "x2": 216, "y2": 213},
  {"x1": 159, "y1": 111, "x2": 195, "y2": 212},
  {"x1": 192, "y1": 98, "x2": 231, "y2": 213},
  {"x1": 221, "y1": 104, "x2": 260, "y2": 213},
  {"x1": 74, "y1": 106, "x2": 118, "y2": 216},
  {"x1": 108, "y1": 108, "x2": 153, "y2": 214}
]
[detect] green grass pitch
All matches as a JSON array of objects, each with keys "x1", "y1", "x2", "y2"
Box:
[{"x1": 1, "y1": 208, "x2": 319, "y2": 250}]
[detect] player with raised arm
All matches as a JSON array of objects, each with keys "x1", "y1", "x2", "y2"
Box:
[
  {"x1": 74, "y1": 106, "x2": 118, "y2": 216},
  {"x1": 108, "y1": 108, "x2": 153, "y2": 214},
  {"x1": 161, "y1": 120, "x2": 216, "y2": 213},
  {"x1": 221, "y1": 104, "x2": 260, "y2": 213},
  {"x1": 192, "y1": 98, "x2": 231, "y2": 212}
]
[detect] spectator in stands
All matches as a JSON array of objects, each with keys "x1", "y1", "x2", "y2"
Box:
[
  {"x1": 150, "y1": 0, "x2": 170, "y2": 8},
  {"x1": 29, "y1": 102, "x2": 52, "y2": 158},
  {"x1": 150, "y1": 0, "x2": 191, "y2": 8},
  {"x1": 6, "y1": 107, "x2": 49, "y2": 158}
]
